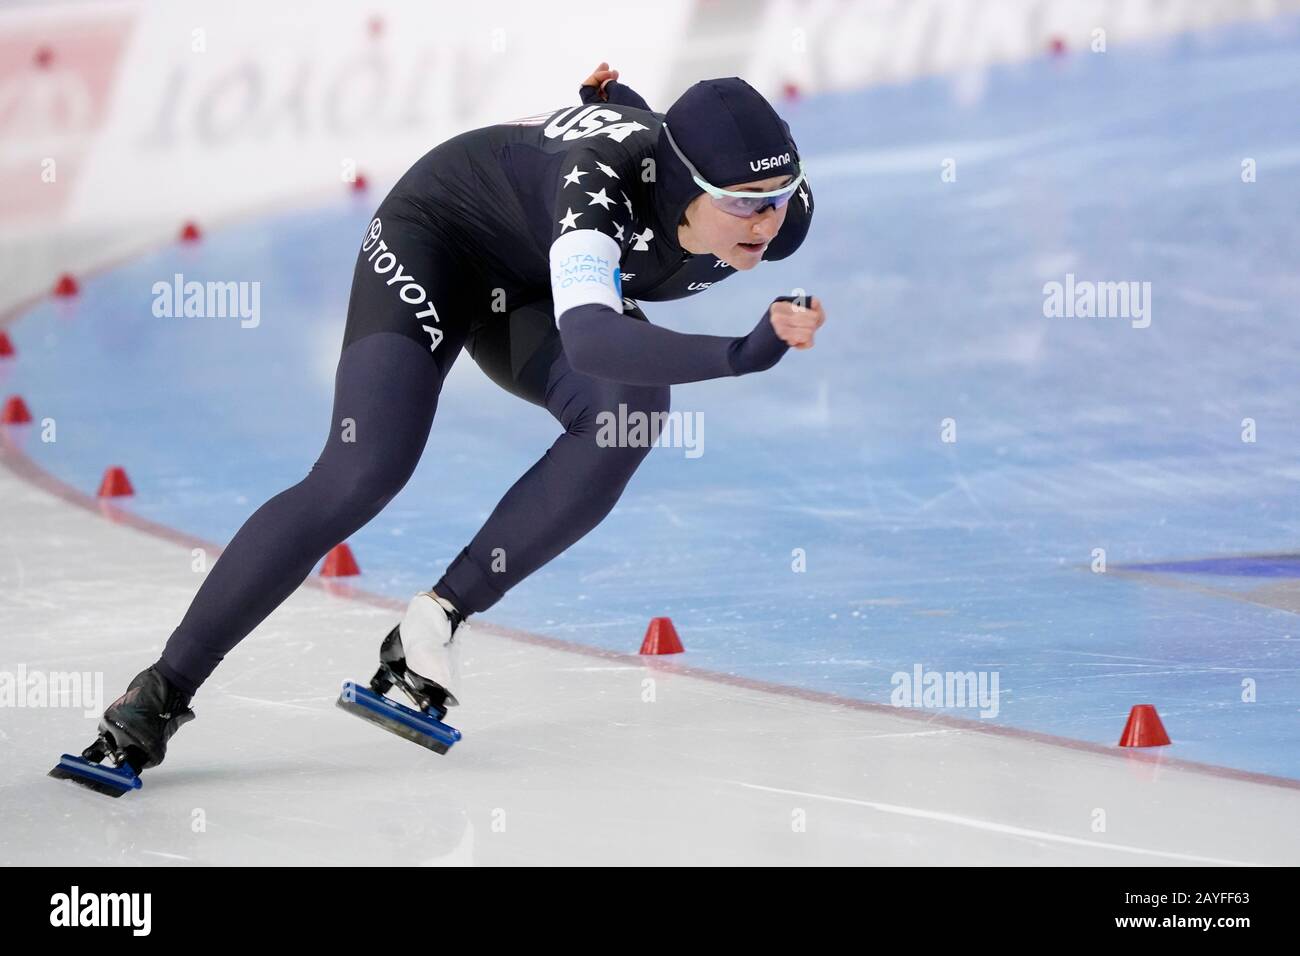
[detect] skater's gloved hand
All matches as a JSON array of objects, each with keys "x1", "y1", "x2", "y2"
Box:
[
  {"x1": 728, "y1": 295, "x2": 823, "y2": 375},
  {"x1": 580, "y1": 61, "x2": 619, "y2": 98},
  {"x1": 579, "y1": 61, "x2": 652, "y2": 111},
  {"x1": 767, "y1": 294, "x2": 824, "y2": 351}
]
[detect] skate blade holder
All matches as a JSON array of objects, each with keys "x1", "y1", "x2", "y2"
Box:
[
  {"x1": 336, "y1": 680, "x2": 462, "y2": 755},
  {"x1": 49, "y1": 754, "x2": 143, "y2": 798}
]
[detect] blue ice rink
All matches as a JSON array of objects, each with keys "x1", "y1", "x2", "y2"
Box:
[{"x1": 7, "y1": 18, "x2": 1299, "y2": 778}]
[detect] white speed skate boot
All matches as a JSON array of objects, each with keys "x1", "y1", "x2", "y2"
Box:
[
  {"x1": 337, "y1": 591, "x2": 466, "y2": 754},
  {"x1": 382, "y1": 591, "x2": 466, "y2": 714}
]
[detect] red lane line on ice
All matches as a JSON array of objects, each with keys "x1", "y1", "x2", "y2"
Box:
[
  {"x1": 0, "y1": 183, "x2": 367, "y2": 331},
  {"x1": 3, "y1": 435, "x2": 1299, "y2": 794},
  {"x1": 3, "y1": 212, "x2": 1299, "y2": 796},
  {"x1": 0, "y1": 249, "x2": 161, "y2": 332}
]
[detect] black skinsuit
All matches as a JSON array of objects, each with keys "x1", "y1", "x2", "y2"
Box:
[{"x1": 155, "y1": 81, "x2": 815, "y2": 696}]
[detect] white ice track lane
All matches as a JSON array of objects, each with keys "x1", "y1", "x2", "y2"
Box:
[{"x1": 2, "y1": 459, "x2": 1299, "y2": 866}]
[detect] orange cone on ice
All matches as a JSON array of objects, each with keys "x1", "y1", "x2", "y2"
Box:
[
  {"x1": 0, "y1": 331, "x2": 14, "y2": 357},
  {"x1": 2, "y1": 395, "x2": 33, "y2": 424},
  {"x1": 53, "y1": 274, "x2": 79, "y2": 297},
  {"x1": 1118, "y1": 704, "x2": 1171, "y2": 748},
  {"x1": 639, "y1": 617, "x2": 684, "y2": 655},
  {"x1": 179, "y1": 220, "x2": 202, "y2": 242},
  {"x1": 97, "y1": 466, "x2": 134, "y2": 497},
  {"x1": 321, "y1": 543, "x2": 361, "y2": 577}
]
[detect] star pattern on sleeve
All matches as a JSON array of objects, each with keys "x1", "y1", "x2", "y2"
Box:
[
  {"x1": 585, "y1": 187, "x2": 615, "y2": 210},
  {"x1": 553, "y1": 148, "x2": 638, "y2": 251}
]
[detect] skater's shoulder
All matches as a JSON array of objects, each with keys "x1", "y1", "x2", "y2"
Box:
[{"x1": 524, "y1": 101, "x2": 660, "y2": 166}]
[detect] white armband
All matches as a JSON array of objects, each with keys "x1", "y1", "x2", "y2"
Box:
[{"x1": 549, "y1": 228, "x2": 624, "y2": 323}]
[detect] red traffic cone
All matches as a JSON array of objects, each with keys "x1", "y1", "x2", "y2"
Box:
[
  {"x1": 53, "y1": 273, "x2": 79, "y2": 297},
  {"x1": 0, "y1": 331, "x2": 14, "y2": 357},
  {"x1": 97, "y1": 466, "x2": 134, "y2": 497},
  {"x1": 179, "y1": 220, "x2": 202, "y2": 242},
  {"x1": 1048, "y1": 36, "x2": 1068, "y2": 57},
  {"x1": 639, "y1": 616, "x2": 684, "y2": 655},
  {"x1": 321, "y1": 542, "x2": 360, "y2": 577},
  {"x1": 98, "y1": 466, "x2": 135, "y2": 496},
  {"x1": 2, "y1": 395, "x2": 33, "y2": 424},
  {"x1": 1118, "y1": 704, "x2": 1171, "y2": 747},
  {"x1": 351, "y1": 173, "x2": 368, "y2": 193}
]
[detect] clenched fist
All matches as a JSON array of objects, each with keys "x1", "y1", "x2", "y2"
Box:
[
  {"x1": 581, "y1": 62, "x2": 620, "y2": 100},
  {"x1": 768, "y1": 295, "x2": 825, "y2": 350}
]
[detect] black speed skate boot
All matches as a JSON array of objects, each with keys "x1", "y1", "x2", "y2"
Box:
[
  {"x1": 50, "y1": 666, "x2": 195, "y2": 797},
  {"x1": 337, "y1": 591, "x2": 465, "y2": 755}
]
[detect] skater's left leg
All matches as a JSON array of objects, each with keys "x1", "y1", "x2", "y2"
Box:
[{"x1": 432, "y1": 301, "x2": 669, "y2": 615}]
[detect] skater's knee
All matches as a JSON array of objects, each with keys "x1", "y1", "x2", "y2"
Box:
[
  {"x1": 604, "y1": 383, "x2": 670, "y2": 462},
  {"x1": 563, "y1": 381, "x2": 670, "y2": 438},
  {"x1": 585, "y1": 388, "x2": 672, "y2": 489},
  {"x1": 626, "y1": 383, "x2": 671, "y2": 419},
  {"x1": 320, "y1": 454, "x2": 416, "y2": 516}
]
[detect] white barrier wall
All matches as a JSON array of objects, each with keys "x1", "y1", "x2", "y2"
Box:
[
  {"x1": 0, "y1": 0, "x2": 694, "y2": 238},
  {"x1": 1, "y1": 0, "x2": 1295, "y2": 305},
  {"x1": 746, "y1": 0, "x2": 1300, "y2": 93}
]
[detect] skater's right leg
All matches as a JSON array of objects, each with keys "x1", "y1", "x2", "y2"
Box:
[{"x1": 433, "y1": 300, "x2": 669, "y2": 617}]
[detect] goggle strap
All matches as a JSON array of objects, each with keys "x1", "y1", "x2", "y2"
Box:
[{"x1": 662, "y1": 122, "x2": 803, "y2": 200}]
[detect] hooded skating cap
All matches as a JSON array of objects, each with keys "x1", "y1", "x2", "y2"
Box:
[{"x1": 652, "y1": 77, "x2": 800, "y2": 252}]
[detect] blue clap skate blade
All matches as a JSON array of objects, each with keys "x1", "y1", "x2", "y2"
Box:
[
  {"x1": 336, "y1": 680, "x2": 462, "y2": 754},
  {"x1": 49, "y1": 754, "x2": 142, "y2": 797}
]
